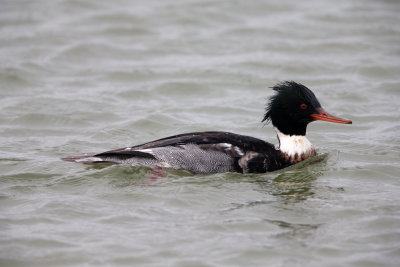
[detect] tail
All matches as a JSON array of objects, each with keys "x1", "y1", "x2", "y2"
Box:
[
  {"x1": 61, "y1": 153, "x2": 106, "y2": 163},
  {"x1": 62, "y1": 149, "x2": 157, "y2": 164}
]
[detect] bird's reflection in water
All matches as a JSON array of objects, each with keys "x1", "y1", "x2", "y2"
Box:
[
  {"x1": 260, "y1": 153, "x2": 328, "y2": 203},
  {"x1": 270, "y1": 169, "x2": 318, "y2": 203}
]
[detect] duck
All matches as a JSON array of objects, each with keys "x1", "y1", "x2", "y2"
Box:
[{"x1": 62, "y1": 81, "x2": 352, "y2": 174}]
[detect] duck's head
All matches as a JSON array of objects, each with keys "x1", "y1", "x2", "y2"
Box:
[{"x1": 262, "y1": 81, "x2": 352, "y2": 136}]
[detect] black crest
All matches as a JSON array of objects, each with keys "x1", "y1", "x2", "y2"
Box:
[
  {"x1": 262, "y1": 81, "x2": 322, "y2": 135},
  {"x1": 262, "y1": 81, "x2": 320, "y2": 123}
]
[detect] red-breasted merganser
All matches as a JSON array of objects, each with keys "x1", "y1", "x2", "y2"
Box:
[{"x1": 62, "y1": 81, "x2": 352, "y2": 173}]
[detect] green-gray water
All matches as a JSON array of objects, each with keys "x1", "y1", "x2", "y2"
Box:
[{"x1": 1, "y1": 0, "x2": 400, "y2": 266}]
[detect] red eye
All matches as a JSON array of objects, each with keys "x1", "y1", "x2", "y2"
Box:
[{"x1": 300, "y1": 104, "x2": 308, "y2": 110}]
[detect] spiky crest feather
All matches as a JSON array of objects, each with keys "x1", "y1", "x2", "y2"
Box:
[{"x1": 262, "y1": 81, "x2": 319, "y2": 124}]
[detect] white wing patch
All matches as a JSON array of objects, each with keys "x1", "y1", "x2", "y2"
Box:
[
  {"x1": 76, "y1": 156, "x2": 104, "y2": 162},
  {"x1": 219, "y1": 143, "x2": 244, "y2": 156},
  {"x1": 136, "y1": 148, "x2": 155, "y2": 156},
  {"x1": 219, "y1": 143, "x2": 232, "y2": 149},
  {"x1": 234, "y1": 146, "x2": 244, "y2": 156}
]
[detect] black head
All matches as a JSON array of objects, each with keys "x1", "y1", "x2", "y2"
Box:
[{"x1": 262, "y1": 81, "x2": 352, "y2": 136}]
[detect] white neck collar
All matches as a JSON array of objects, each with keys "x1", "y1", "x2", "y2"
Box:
[{"x1": 274, "y1": 128, "x2": 315, "y2": 159}]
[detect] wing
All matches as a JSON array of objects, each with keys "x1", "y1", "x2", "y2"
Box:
[
  {"x1": 89, "y1": 131, "x2": 280, "y2": 173},
  {"x1": 105, "y1": 131, "x2": 273, "y2": 152}
]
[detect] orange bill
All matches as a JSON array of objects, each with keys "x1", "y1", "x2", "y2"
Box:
[{"x1": 310, "y1": 108, "x2": 352, "y2": 124}]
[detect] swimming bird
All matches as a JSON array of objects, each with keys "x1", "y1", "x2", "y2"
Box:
[{"x1": 62, "y1": 81, "x2": 352, "y2": 174}]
